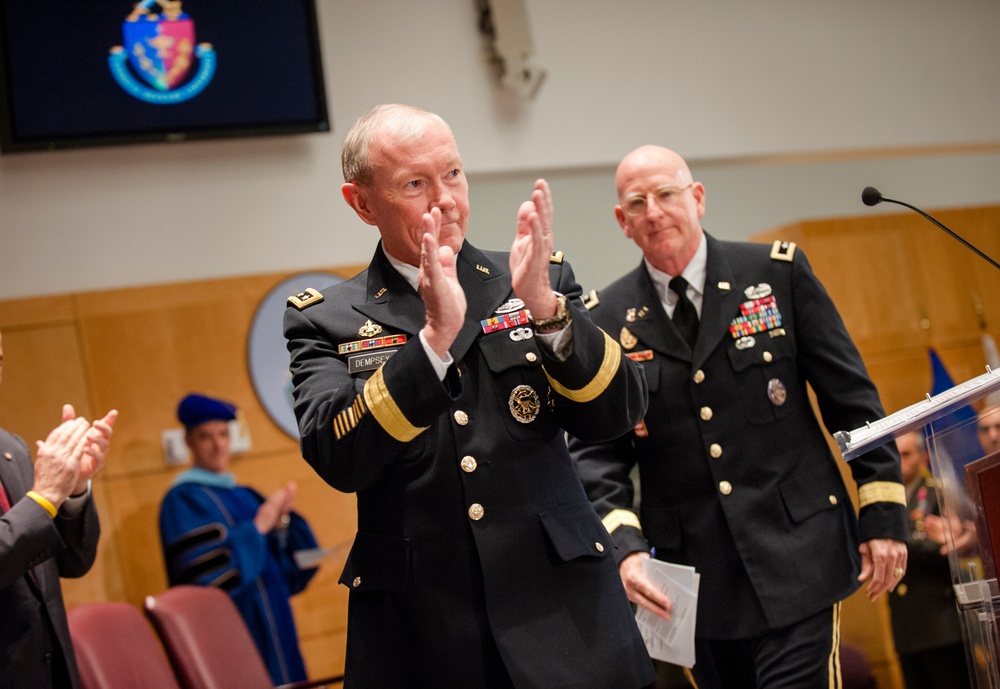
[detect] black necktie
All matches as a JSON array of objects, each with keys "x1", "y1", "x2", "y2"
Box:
[{"x1": 669, "y1": 276, "x2": 699, "y2": 349}]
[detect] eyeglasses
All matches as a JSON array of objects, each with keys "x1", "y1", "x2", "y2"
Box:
[{"x1": 620, "y1": 183, "x2": 695, "y2": 216}]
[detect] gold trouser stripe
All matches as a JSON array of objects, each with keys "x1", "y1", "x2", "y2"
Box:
[
  {"x1": 602, "y1": 508, "x2": 642, "y2": 534},
  {"x1": 545, "y1": 330, "x2": 621, "y2": 403},
  {"x1": 857, "y1": 481, "x2": 906, "y2": 508},
  {"x1": 363, "y1": 367, "x2": 428, "y2": 442},
  {"x1": 828, "y1": 601, "x2": 842, "y2": 689},
  {"x1": 679, "y1": 603, "x2": 841, "y2": 688}
]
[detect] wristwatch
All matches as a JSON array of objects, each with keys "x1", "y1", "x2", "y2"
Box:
[{"x1": 532, "y1": 293, "x2": 572, "y2": 332}]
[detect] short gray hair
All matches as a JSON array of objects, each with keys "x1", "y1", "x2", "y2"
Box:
[{"x1": 341, "y1": 104, "x2": 451, "y2": 185}]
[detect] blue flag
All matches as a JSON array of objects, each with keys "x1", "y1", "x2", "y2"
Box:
[{"x1": 928, "y1": 348, "x2": 982, "y2": 479}]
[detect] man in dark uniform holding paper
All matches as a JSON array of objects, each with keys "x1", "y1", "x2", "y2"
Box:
[
  {"x1": 283, "y1": 104, "x2": 653, "y2": 688},
  {"x1": 569, "y1": 145, "x2": 908, "y2": 688}
]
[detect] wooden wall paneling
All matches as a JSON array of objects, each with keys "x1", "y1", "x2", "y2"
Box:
[
  {"x1": 840, "y1": 588, "x2": 904, "y2": 689},
  {"x1": 100, "y1": 470, "x2": 174, "y2": 606},
  {"x1": 0, "y1": 302, "x2": 125, "y2": 606},
  {"x1": 861, "y1": 348, "x2": 936, "y2": 419},
  {"x1": 956, "y1": 208, "x2": 1000, "y2": 337},
  {"x1": 0, "y1": 323, "x2": 93, "y2": 461},
  {"x1": 299, "y1": 633, "x2": 346, "y2": 686},
  {"x1": 908, "y1": 223, "x2": 989, "y2": 350},
  {"x1": 0, "y1": 293, "x2": 76, "y2": 329},
  {"x1": 72, "y1": 276, "x2": 268, "y2": 477},
  {"x1": 762, "y1": 216, "x2": 927, "y2": 358}
]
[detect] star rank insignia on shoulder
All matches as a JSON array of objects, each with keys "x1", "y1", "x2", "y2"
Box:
[
  {"x1": 549, "y1": 250, "x2": 564, "y2": 264},
  {"x1": 770, "y1": 240, "x2": 796, "y2": 262},
  {"x1": 288, "y1": 288, "x2": 324, "y2": 310}
]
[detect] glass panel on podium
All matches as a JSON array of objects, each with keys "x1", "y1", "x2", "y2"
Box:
[
  {"x1": 836, "y1": 369, "x2": 1000, "y2": 689},
  {"x1": 926, "y1": 406, "x2": 999, "y2": 688}
]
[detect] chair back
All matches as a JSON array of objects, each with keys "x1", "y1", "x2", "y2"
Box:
[
  {"x1": 144, "y1": 585, "x2": 273, "y2": 689},
  {"x1": 68, "y1": 601, "x2": 182, "y2": 689}
]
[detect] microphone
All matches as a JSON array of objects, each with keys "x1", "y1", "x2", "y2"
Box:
[
  {"x1": 861, "y1": 186, "x2": 883, "y2": 207},
  {"x1": 861, "y1": 186, "x2": 1000, "y2": 271}
]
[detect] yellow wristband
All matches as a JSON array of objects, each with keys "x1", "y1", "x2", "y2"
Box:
[{"x1": 26, "y1": 491, "x2": 58, "y2": 518}]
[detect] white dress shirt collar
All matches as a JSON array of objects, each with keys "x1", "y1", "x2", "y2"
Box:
[{"x1": 644, "y1": 232, "x2": 707, "y2": 318}]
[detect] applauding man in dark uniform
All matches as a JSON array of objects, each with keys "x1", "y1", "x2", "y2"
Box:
[
  {"x1": 569, "y1": 145, "x2": 908, "y2": 689},
  {"x1": 283, "y1": 104, "x2": 653, "y2": 689}
]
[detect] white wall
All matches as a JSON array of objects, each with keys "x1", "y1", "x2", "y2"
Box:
[{"x1": 2, "y1": 0, "x2": 999, "y2": 300}]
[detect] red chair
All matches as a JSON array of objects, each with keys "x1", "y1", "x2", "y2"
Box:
[
  {"x1": 144, "y1": 585, "x2": 342, "y2": 689},
  {"x1": 68, "y1": 601, "x2": 182, "y2": 689}
]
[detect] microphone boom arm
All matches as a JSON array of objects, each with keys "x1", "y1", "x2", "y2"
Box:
[{"x1": 867, "y1": 187, "x2": 1000, "y2": 271}]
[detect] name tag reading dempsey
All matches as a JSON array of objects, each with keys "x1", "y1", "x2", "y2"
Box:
[{"x1": 348, "y1": 349, "x2": 399, "y2": 374}]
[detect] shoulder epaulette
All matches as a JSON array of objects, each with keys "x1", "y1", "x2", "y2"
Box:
[
  {"x1": 288, "y1": 288, "x2": 324, "y2": 310},
  {"x1": 582, "y1": 289, "x2": 600, "y2": 310},
  {"x1": 550, "y1": 250, "x2": 564, "y2": 264},
  {"x1": 770, "y1": 240, "x2": 796, "y2": 262}
]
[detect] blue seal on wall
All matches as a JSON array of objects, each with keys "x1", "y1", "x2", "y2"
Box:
[{"x1": 248, "y1": 272, "x2": 343, "y2": 439}]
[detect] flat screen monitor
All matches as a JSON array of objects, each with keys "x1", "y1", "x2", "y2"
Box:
[{"x1": 0, "y1": 0, "x2": 330, "y2": 153}]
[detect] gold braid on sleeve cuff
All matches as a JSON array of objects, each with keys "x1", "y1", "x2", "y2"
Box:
[
  {"x1": 857, "y1": 481, "x2": 906, "y2": 508},
  {"x1": 602, "y1": 508, "x2": 642, "y2": 534},
  {"x1": 363, "y1": 368, "x2": 428, "y2": 443},
  {"x1": 544, "y1": 330, "x2": 621, "y2": 403}
]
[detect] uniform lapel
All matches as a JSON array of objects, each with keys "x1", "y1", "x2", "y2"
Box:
[
  {"x1": 451, "y1": 243, "x2": 511, "y2": 362},
  {"x1": 353, "y1": 245, "x2": 427, "y2": 336},
  {"x1": 350, "y1": 242, "x2": 511, "y2": 363},
  {"x1": 620, "y1": 264, "x2": 691, "y2": 362},
  {"x1": 693, "y1": 234, "x2": 741, "y2": 370}
]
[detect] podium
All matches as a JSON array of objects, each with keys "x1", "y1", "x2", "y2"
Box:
[{"x1": 837, "y1": 368, "x2": 1000, "y2": 688}]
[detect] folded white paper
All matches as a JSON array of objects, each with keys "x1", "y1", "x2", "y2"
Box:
[{"x1": 635, "y1": 558, "x2": 700, "y2": 668}]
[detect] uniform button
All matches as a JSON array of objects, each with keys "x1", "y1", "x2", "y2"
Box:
[
  {"x1": 709, "y1": 443, "x2": 722, "y2": 458},
  {"x1": 461, "y1": 456, "x2": 478, "y2": 473},
  {"x1": 595, "y1": 542, "x2": 605, "y2": 553},
  {"x1": 352, "y1": 576, "x2": 361, "y2": 588},
  {"x1": 897, "y1": 583, "x2": 908, "y2": 597},
  {"x1": 526, "y1": 352, "x2": 537, "y2": 363},
  {"x1": 719, "y1": 481, "x2": 733, "y2": 496},
  {"x1": 468, "y1": 503, "x2": 485, "y2": 521},
  {"x1": 828, "y1": 495, "x2": 838, "y2": 505},
  {"x1": 454, "y1": 410, "x2": 469, "y2": 426},
  {"x1": 693, "y1": 370, "x2": 705, "y2": 384},
  {"x1": 700, "y1": 406, "x2": 713, "y2": 421},
  {"x1": 763, "y1": 351, "x2": 773, "y2": 363}
]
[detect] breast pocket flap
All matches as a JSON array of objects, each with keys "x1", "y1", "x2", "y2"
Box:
[
  {"x1": 539, "y1": 502, "x2": 614, "y2": 562},
  {"x1": 338, "y1": 531, "x2": 411, "y2": 593}
]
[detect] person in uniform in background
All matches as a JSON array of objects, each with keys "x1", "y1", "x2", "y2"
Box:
[
  {"x1": 569, "y1": 145, "x2": 908, "y2": 689},
  {"x1": 889, "y1": 430, "x2": 971, "y2": 689},
  {"x1": 283, "y1": 104, "x2": 654, "y2": 688},
  {"x1": 0, "y1": 327, "x2": 117, "y2": 689},
  {"x1": 158, "y1": 393, "x2": 319, "y2": 686},
  {"x1": 977, "y1": 405, "x2": 1000, "y2": 456}
]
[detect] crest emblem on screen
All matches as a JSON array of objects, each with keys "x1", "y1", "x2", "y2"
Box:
[{"x1": 108, "y1": 1, "x2": 216, "y2": 104}]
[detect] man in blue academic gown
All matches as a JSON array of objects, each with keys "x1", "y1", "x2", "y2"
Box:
[{"x1": 159, "y1": 393, "x2": 319, "y2": 685}]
